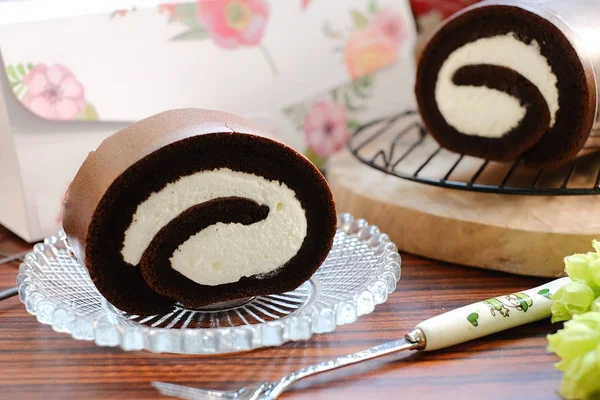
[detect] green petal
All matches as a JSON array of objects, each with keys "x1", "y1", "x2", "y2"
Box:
[
  {"x1": 173, "y1": 3, "x2": 201, "y2": 29},
  {"x1": 17, "y1": 63, "x2": 26, "y2": 77},
  {"x1": 565, "y1": 254, "x2": 591, "y2": 281},
  {"x1": 593, "y1": 239, "x2": 600, "y2": 254},
  {"x1": 369, "y1": 0, "x2": 378, "y2": 14},
  {"x1": 76, "y1": 103, "x2": 99, "y2": 121},
  {"x1": 13, "y1": 83, "x2": 25, "y2": 98},
  {"x1": 548, "y1": 312, "x2": 600, "y2": 361},
  {"x1": 169, "y1": 28, "x2": 209, "y2": 42},
  {"x1": 591, "y1": 297, "x2": 600, "y2": 313},
  {"x1": 347, "y1": 120, "x2": 360, "y2": 130},
  {"x1": 304, "y1": 147, "x2": 326, "y2": 169},
  {"x1": 6, "y1": 64, "x2": 19, "y2": 83},
  {"x1": 559, "y1": 348, "x2": 600, "y2": 399},
  {"x1": 351, "y1": 10, "x2": 368, "y2": 30},
  {"x1": 550, "y1": 281, "x2": 595, "y2": 323}
]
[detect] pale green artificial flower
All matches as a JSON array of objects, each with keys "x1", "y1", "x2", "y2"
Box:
[
  {"x1": 592, "y1": 239, "x2": 600, "y2": 254},
  {"x1": 548, "y1": 242, "x2": 600, "y2": 399},
  {"x1": 565, "y1": 254, "x2": 595, "y2": 285},
  {"x1": 591, "y1": 297, "x2": 600, "y2": 313},
  {"x1": 564, "y1": 253, "x2": 600, "y2": 295},
  {"x1": 548, "y1": 312, "x2": 600, "y2": 369},
  {"x1": 559, "y1": 350, "x2": 600, "y2": 400},
  {"x1": 550, "y1": 281, "x2": 596, "y2": 323},
  {"x1": 548, "y1": 313, "x2": 600, "y2": 399},
  {"x1": 590, "y1": 258, "x2": 600, "y2": 290},
  {"x1": 587, "y1": 240, "x2": 600, "y2": 289}
]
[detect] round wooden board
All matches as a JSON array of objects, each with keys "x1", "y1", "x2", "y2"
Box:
[{"x1": 327, "y1": 148, "x2": 600, "y2": 278}]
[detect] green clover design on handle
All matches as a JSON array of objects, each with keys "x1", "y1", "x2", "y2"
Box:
[
  {"x1": 537, "y1": 288, "x2": 552, "y2": 299},
  {"x1": 467, "y1": 291, "x2": 536, "y2": 327},
  {"x1": 467, "y1": 312, "x2": 479, "y2": 327}
]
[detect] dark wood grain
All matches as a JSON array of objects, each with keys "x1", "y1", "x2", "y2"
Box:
[{"x1": 0, "y1": 225, "x2": 563, "y2": 400}]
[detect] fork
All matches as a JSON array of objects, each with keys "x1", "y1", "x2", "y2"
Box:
[
  {"x1": 153, "y1": 337, "x2": 419, "y2": 400},
  {"x1": 153, "y1": 277, "x2": 568, "y2": 400},
  {"x1": 0, "y1": 250, "x2": 32, "y2": 302}
]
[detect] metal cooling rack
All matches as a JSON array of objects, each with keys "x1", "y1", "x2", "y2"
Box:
[{"x1": 348, "y1": 110, "x2": 600, "y2": 195}]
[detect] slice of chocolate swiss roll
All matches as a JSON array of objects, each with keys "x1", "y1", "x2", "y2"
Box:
[
  {"x1": 415, "y1": 0, "x2": 600, "y2": 169},
  {"x1": 62, "y1": 109, "x2": 337, "y2": 315}
]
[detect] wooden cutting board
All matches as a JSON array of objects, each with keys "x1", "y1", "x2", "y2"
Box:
[{"x1": 327, "y1": 148, "x2": 600, "y2": 278}]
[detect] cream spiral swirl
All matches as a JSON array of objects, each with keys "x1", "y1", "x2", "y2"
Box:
[{"x1": 435, "y1": 33, "x2": 559, "y2": 138}]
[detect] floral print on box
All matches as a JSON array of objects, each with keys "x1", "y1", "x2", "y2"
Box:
[
  {"x1": 373, "y1": 8, "x2": 406, "y2": 43},
  {"x1": 345, "y1": 25, "x2": 399, "y2": 79},
  {"x1": 304, "y1": 99, "x2": 350, "y2": 159},
  {"x1": 324, "y1": 2, "x2": 407, "y2": 79},
  {"x1": 284, "y1": 1, "x2": 407, "y2": 169},
  {"x1": 7, "y1": 63, "x2": 98, "y2": 121},
  {"x1": 197, "y1": 0, "x2": 269, "y2": 48},
  {"x1": 159, "y1": 0, "x2": 277, "y2": 73},
  {"x1": 283, "y1": 75, "x2": 372, "y2": 168},
  {"x1": 114, "y1": 2, "x2": 277, "y2": 72}
]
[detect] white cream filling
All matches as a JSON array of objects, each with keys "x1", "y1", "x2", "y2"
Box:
[
  {"x1": 435, "y1": 33, "x2": 559, "y2": 138},
  {"x1": 121, "y1": 168, "x2": 307, "y2": 286}
]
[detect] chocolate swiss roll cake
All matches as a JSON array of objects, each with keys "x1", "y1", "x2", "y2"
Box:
[
  {"x1": 415, "y1": 0, "x2": 600, "y2": 169},
  {"x1": 62, "y1": 109, "x2": 337, "y2": 315}
]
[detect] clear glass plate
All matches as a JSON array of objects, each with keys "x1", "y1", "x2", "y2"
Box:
[{"x1": 16, "y1": 213, "x2": 401, "y2": 354}]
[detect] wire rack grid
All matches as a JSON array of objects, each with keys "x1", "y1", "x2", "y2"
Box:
[{"x1": 348, "y1": 110, "x2": 600, "y2": 196}]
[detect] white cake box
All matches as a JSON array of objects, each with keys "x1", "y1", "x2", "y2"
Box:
[{"x1": 0, "y1": 0, "x2": 416, "y2": 242}]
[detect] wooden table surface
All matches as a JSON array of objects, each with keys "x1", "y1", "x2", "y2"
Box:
[{"x1": 0, "y1": 225, "x2": 563, "y2": 400}]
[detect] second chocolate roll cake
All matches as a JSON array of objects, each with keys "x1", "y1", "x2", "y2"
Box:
[
  {"x1": 415, "y1": 0, "x2": 599, "y2": 168},
  {"x1": 62, "y1": 109, "x2": 337, "y2": 315}
]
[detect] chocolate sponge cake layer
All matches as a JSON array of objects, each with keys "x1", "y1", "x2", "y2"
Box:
[
  {"x1": 141, "y1": 197, "x2": 274, "y2": 308},
  {"x1": 415, "y1": 4, "x2": 596, "y2": 169},
  {"x1": 62, "y1": 109, "x2": 337, "y2": 315},
  {"x1": 436, "y1": 64, "x2": 550, "y2": 160}
]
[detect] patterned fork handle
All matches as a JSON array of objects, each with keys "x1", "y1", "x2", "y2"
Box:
[{"x1": 153, "y1": 277, "x2": 569, "y2": 399}]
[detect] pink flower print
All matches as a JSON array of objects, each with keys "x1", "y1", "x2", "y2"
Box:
[
  {"x1": 304, "y1": 99, "x2": 350, "y2": 158},
  {"x1": 344, "y1": 26, "x2": 399, "y2": 79},
  {"x1": 196, "y1": 0, "x2": 269, "y2": 49},
  {"x1": 21, "y1": 64, "x2": 86, "y2": 120},
  {"x1": 372, "y1": 9, "x2": 406, "y2": 46},
  {"x1": 159, "y1": 3, "x2": 178, "y2": 15}
]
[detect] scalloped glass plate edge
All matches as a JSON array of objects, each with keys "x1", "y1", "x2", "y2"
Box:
[{"x1": 16, "y1": 213, "x2": 401, "y2": 354}]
